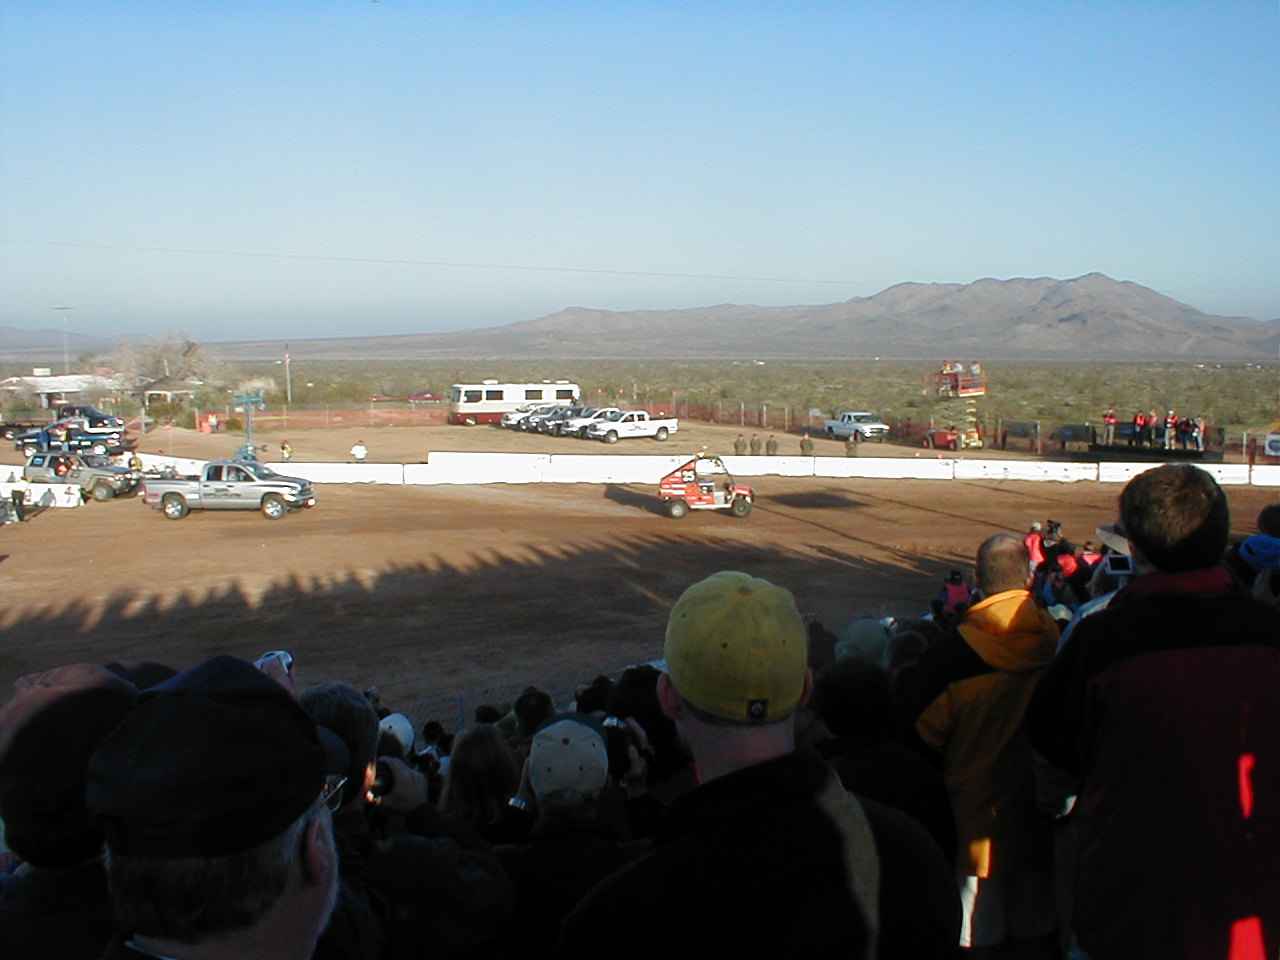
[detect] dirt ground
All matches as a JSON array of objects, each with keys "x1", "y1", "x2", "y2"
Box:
[{"x1": 1, "y1": 460, "x2": 1273, "y2": 725}]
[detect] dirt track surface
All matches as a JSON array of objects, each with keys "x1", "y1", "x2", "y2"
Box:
[{"x1": 2, "y1": 473, "x2": 1272, "y2": 724}]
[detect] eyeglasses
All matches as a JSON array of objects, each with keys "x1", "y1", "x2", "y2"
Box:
[{"x1": 320, "y1": 775, "x2": 348, "y2": 813}]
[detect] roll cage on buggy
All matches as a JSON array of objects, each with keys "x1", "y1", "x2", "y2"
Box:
[{"x1": 658, "y1": 455, "x2": 754, "y2": 519}]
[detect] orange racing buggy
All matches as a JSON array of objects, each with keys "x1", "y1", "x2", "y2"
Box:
[{"x1": 658, "y1": 455, "x2": 754, "y2": 519}]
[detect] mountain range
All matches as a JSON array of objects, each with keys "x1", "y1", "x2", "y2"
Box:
[{"x1": 202, "y1": 273, "x2": 1279, "y2": 361}]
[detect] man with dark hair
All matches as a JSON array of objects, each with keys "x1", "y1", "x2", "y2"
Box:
[
  {"x1": 1029, "y1": 465, "x2": 1280, "y2": 959},
  {"x1": 563, "y1": 571, "x2": 959, "y2": 958},
  {"x1": 897, "y1": 534, "x2": 1060, "y2": 954},
  {"x1": 0, "y1": 665, "x2": 138, "y2": 956},
  {"x1": 1257, "y1": 503, "x2": 1280, "y2": 538},
  {"x1": 514, "y1": 686, "x2": 554, "y2": 738},
  {"x1": 86, "y1": 656, "x2": 344, "y2": 960}
]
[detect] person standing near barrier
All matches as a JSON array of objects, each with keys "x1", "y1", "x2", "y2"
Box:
[
  {"x1": 733, "y1": 434, "x2": 747, "y2": 456},
  {"x1": 281, "y1": 440, "x2": 294, "y2": 462},
  {"x1": 1147, "y1": 408, "x2": 1159, "y2": 447},
  {"x1": 1163, "y1": 410, "x2": 1177, "y2": 450},
  {"x1": 845, "y1": 434, "x2": 859, "y2": 457},
  {"x1": 749, "y1": 433, "x2": 762, "y2": 456},
  {"x1": 1102, "y1": 407, "x2": 1117, "y2": 446},
  {"x1": 765, "y1": 435, "x2": 779, "y2": 456},
  {"x1": 1130, "y1": 411, "x2": 1144, "y2": 448},
  {"x1": 800, "y1": 432, "x2": 814, "y2": 456}
]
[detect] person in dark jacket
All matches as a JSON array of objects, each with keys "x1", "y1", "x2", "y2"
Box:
[
  {"x1": 1029, "y1": 464, "x2": 1280, "y2": 960},
  {"x1": 0, "y1": 664, "x2": 138, "y2": 958},
  {"x1": 561, "y1": 571, "x2": 959, "y2": 959}
]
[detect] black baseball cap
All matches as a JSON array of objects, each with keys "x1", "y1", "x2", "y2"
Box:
[{"x1": 87, "y1": 656, "x2": 347, "y2": 859}]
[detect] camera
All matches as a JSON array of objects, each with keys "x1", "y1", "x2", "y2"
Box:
[{"x1": 1104, "y1": 553, "x2": 1134, "y2": 577}]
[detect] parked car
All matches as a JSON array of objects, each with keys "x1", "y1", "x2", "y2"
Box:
[
  {"x1": 501, "y1": 402, "x2": 557, "y2": 430},
  {"x1": 523, "y1": 404, "x2": 574, "y2": 433},
  {"x1": 141, "y1": 459, "x2": 317, "y2": 520},
  {"x1": 407, "y1": 390, "x2": 439, "y2": 404},
  {"x1": 536, "y1": 405, "x2": 585, "y2": 435},
  {"x1": 22, "y1": 452, "x2": 139, "y2": 501},
  {"x1": 559, "y1": 407, "x2": 621, "y2": 438},
  {"x1": 823, "y1": 411, "x2": 889, "y2": 442},
  {"x1": 584, "y1": 410, "x2": 678, "y2": 444}
]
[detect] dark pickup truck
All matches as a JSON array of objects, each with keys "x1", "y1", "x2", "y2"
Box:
[{"x1": 13, "y1": 422, "x2": 128, "y2": 457}]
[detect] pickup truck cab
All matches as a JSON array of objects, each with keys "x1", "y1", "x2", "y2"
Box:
[
  {"x1": 559, "y1": 407, "x2": 620, "y2": 438},
  {"x1": 142, "y1": 459, "x2": 317, "y2": 520},
  {"x1": 824, "y1": 411, "x2": 889, "y2": 442},
  {"x1": 23, "y1": 452, "x2": 139, "y2": 501},
  {"x1": 585, "y1": 410, "x2": 678, "y2": 444}
]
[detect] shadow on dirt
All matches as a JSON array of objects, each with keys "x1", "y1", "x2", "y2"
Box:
[
  {"x1": 767, "y1": 490, "x2": 866, "y2": 510},
  {"x1": 0, "y1": 532, "x2": 968, "y2": 722},
  {"x1": 603, "y1": 484, "x2": 669, "y2": 517}
]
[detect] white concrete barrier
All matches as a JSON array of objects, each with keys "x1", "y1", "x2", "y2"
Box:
[
  {"x1": 813, "y1": 457, "x2": 956, "y2": 480},
  {"x1": 1250, "y1": 465, "x2": 1280, "y2": 487},
  {"x1": 266, "y1": 462, "x2": 404, "y2": 485},
  {"x1": 405, "y1": 453, "x2": 550, "y2": 486},
  {"x1": 721, "y1": 456, "x2": 816, "y2": 477},
  {"x1": 541, "y1": 455, "x2": 689, "y2": 484},
  {"x1": 954, "y1": 460, "x2": 1099, "y2": 483},
  {"x1": 0, "y1": 482, "x2": 83, "y2": 508},
  {"x1": 1099, "y1": 462, "x2": 1250, "y2": 485}
]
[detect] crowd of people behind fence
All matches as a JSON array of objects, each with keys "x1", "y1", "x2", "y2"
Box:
[
  {"x1": 1099, "y1": 406, "x2": 1207, "y2": 451},
  {"x1": 2, "y1": 463, "x2": 1279, "y2": 959}
]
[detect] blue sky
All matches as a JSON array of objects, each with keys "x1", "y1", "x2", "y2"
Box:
[{"x1": 2, "y1": 1, "x2": 1277, "y2": 339}]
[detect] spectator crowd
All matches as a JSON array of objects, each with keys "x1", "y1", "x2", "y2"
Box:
[{"x1": 1, "y1": 464, "x2": 1279, "y2": 959}]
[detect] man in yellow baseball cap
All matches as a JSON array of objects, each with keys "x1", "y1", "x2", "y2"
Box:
[{"x1": 562, "y1": 571, "x2": 959, "y2": 958}]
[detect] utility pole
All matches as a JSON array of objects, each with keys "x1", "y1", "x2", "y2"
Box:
[
  {"x1": 52, "y1": 306, "x2": 73, "y2": 374},
  {"x1": 285, "y1": 344, "x2": 293, "y2": 405}
]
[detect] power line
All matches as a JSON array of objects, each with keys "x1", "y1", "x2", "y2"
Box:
[{"x1": 47, "y1": 240, "x2": 860, "y2": 287}]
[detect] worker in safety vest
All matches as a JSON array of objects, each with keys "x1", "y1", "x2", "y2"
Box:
[
  {"x1": 1130, "y1": 411, "x2": 1145, "y2": 448},
  {"x1": 1163, "y1": 410, "x2": 1177, "y2": 450},
  {"x1": 1102, "y1": 407, "x2": 1118, "y2": 446}
]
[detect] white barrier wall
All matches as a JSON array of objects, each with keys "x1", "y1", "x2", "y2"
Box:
[
  {"x1": 721, "y1": 456, "x2": 816, "y2": 478},
  {"x1": 0, "y1": 482, "x2": 83, "y2": 508},
  {"x1": 954, "y1": 460, "x2": 1099, "y2": 483},
  {"x1": 405, "y1": 453, "x2": 550, "y2": 486},
  {"x1": 1099, "y1": 462, "x2": 1251, "y2": 486},
  {"x1": 814, "y1": 457, "x2": 957, "y2": 480},
  {"x1": 540, "y1": 455, "x2": 689, "y2": 484},
  {"x1": 1249, "y1": 466, "x2": 1280, "y2": 487},
  {"x1": 268, "y1": 462, "x2": 404, "y2": 485}
]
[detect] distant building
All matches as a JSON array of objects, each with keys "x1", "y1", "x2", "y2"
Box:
[
  {"x1": 0, "y1": 373, "x2": 120, "y2": 408},
  {"x1": 142, "y1": 377, "x2": 203, "y2": 407}
]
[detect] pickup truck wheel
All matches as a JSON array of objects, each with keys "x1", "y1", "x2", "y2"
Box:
[
  {"x1": 161, "y1": 493, "x2": 189, "y2": 520},
  {"x1": 604, "y1": 430, "x2": 619, "y2": 444},
  {"x1": 91, "y1": 482, "x2": 114, "y2": 502},
  {"x1": 731, "y1": 497, "x2": 752, "y2": 518},
  {"x1": 261, "y1": 494, "x2": 287, "y2": 520},
  {"x1": 667, "y1": 499, "x2": 688, "y2": 519},
  {"x1": 655, "y1": 427, "x2": 669, "y2": 441}
]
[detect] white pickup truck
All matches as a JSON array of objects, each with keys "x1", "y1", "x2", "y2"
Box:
[
  {"x1": 585, "y1": 410, "x2": 678, "y2": 444},
  {"x1": 824, "y1": 411, "x2": 889, "y2": 442},
  {"x1": 559, "y1": 407, "x2": 621, "y2": 439}
]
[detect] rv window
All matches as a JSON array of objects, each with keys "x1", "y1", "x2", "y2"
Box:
[
  {"x1": 463, "y1": 390, "x2": 482, "y2": 403},
  {"x1": 525, "y1": 389, "x2": 543, "y2": 400},
  {"x1": 556, "y1": 389, "x2": 575, "y2": 399},
  {"x1": 485, "y1": 390, "x2": 504, "y2": 401}
]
